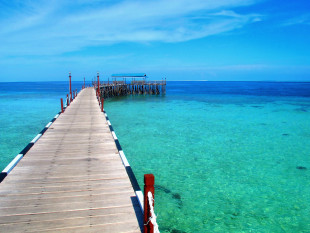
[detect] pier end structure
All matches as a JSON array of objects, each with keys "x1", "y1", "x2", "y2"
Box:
[{"x1": 95, "y1": 73, "x2": 166, "y2": 99}]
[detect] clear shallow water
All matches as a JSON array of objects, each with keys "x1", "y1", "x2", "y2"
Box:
[
  {"x1": 1, "y1": 81, "x2": 310, "y2": 232},
  {"x1": 0, "y1": 82, "x2": 84, "y2": 170},
  {"x1": 104, "y1": 82, "x2": 310, "y2": 232}
]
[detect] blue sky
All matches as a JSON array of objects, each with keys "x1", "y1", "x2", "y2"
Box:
[{"x1": 0, "y1": 0, "x2": 309, "y2": 81}]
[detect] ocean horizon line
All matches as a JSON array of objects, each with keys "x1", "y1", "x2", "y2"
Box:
[{"x1": 1, "y1": 80, "x2": 310, "y2": 83}]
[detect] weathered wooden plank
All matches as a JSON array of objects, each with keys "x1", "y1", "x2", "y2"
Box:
[
  {"x1": 0, "y1": 204, "x2": 137, "y2": 224},
  {"x1": 0, "y1": 186, "x2": 133, "y2": 200},
  {"x1": 0, "y1": 191, "x2": 135, "y2": 208},
  {"x1": 4, "y1": 171, "x2": 128, "y2": 183},
  {"x1": 0, "y1": 213, "x2": 140, "y2": 232},
  {"x1": 4, "y1": 169, "x2": 127, "y2": 180},
  {"x1": 0, "y1": 196, "x2": 137, "y2": 216},
  {"x1": 0, "y1": 176, "x2": 132, "y2": 195}
]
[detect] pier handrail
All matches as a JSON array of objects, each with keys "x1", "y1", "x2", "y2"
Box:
[{"x1": 147, "y1": 192, "x2": 160, "y2": 233}]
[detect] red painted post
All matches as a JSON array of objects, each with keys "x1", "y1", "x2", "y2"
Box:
[
  {"x1": 60, "y1": 98, "x2": 64, "y2": 113},
  {"x1": 101, "y1": 98, "x2": 104, "y2": 112},
  {"x1": 144, "y1": 174, "x2": 155, "y2": 233},
  {"x1": 67, "y1": 94, "x2": 70, "y2": 106},
  {"x1": 69, "y1": 72, "x2": 72, "y2": 101},
  {"x1": 97, "y1": 72, "x2": 100, "y2": 98}
]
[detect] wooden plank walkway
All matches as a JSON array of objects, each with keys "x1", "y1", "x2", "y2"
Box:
[{"x1": 0, "y1": 88, "x2": 142, "y2": 232}]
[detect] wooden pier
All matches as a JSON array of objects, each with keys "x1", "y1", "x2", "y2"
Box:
[
  {"x1": 0, "y1": 88, "x2": 143, "y2": 232},
  {"x1": 94, "y1": 73, "x2": 166, "y2": 99}
]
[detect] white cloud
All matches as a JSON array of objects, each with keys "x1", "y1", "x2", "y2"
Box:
[
  {"x1": 0, "y1": 0, "x2": 261, "y2": 56},
  {"x1": 282, "y1": 14, "x2": 310, "y2": 26}
]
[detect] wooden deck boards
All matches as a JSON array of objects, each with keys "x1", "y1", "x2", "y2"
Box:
[{"x1": 0, "y1": 88, "x2": 142, "y2": 232}]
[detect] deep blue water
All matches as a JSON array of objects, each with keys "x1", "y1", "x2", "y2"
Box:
[{"x1": 168, "y1": 81, "x2": 310, "y2": 97}]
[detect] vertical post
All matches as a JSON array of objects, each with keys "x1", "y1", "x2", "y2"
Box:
[
  {"x1": 67, "y1": 94, "x2": 70, "y2": 106},
  {"x1": 69, "y1": 72, "x2": 72, "y2": 101},
  {"x1": 60, "y1": 98, "x2": 64, "y2": 113},
  {"x1": 144, "y1": 174, "x2": 155, "y2": 233},
  {"x1": 101, "y1": 98, "x2": 104, "y2": 112},
  {"x1": 97, "y1": 72, "x2": 100, "y2": 98}
]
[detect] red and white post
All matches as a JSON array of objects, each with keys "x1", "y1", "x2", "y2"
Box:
[{"x1": 144, "y1": 174, "x2": 155, "y2": 233}]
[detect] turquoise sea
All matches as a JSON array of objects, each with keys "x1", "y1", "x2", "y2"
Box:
[
  {"x1": 0, "y1": 82, "x2": 83, "y2": 170},
  {"x1": 1, "y1": 81, "x2": 310, "y2": 232}
]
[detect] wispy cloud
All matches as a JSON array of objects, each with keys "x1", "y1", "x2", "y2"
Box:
[
  {"x1": 282, "y1": 14, "x2": 310, "y2": 26},
  {"x1": 0, "y1": 0, "x2": 261, "y2": 56}
]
